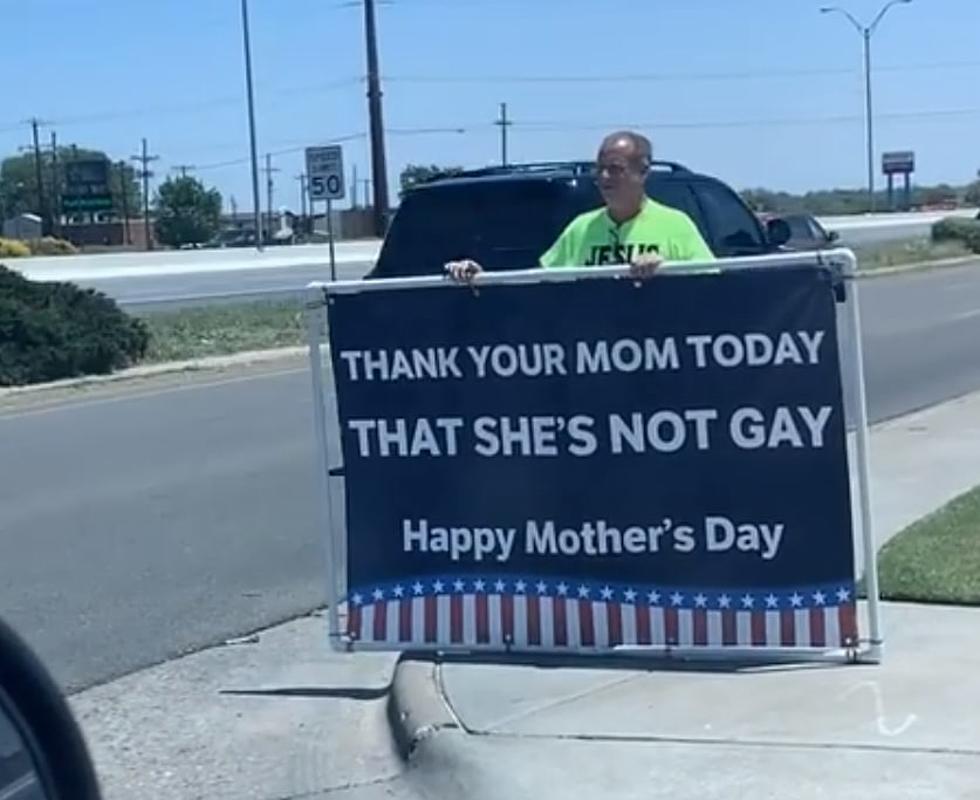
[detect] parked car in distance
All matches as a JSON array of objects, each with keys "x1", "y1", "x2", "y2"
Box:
[
  {"x1": 760, "y1": 212, "x2": 839, "y2": 252},
  {"x1": 370, "y1": 160, "x2": 790, "y2": 279}
]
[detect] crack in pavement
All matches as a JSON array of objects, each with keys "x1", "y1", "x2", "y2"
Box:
[{"x1": 468, "y1": 729, "x2": 980, "y2": 758}]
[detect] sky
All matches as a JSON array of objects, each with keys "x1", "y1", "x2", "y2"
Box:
[{"x1": 2, "y1": 0, "x2": 978, "y2": 213}]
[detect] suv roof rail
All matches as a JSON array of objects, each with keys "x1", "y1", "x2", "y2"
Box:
[{"x1": 425, "y1": 159, "x2": 691, "y2": 182}]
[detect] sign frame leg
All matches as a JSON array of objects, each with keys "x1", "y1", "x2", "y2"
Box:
[
  {"x1": 305, "y1": 286, "x2": 344, "y2": 650},
  {"x1": 837, "y1": 249, "x2": 884, "y2": 664}
]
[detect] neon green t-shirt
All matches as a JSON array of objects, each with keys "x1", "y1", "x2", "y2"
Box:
[{"x1": 539, "y1": 197, "x2": 715, "y2": 268}]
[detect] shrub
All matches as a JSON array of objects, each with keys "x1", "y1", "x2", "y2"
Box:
[
  {"x1": 0, "y1": 265, "x2": 149, "y2": 386},
  {"x1": 965, "y1": 228, "x2": 980, "y2": 255},
  {"x1": 27, "y1": 236, "x2": 78, "y2": 256},
  {"x1": 931, "y1": 217, "x2": 980, "y2": 243},
  {"x1": 0, "y1": 238, "x2": 31, "y2": 258}
]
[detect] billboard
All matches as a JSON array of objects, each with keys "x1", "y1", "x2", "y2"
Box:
[
  {"x1": 63, "y1": 159, "x2": 113, "y2": 213},
  {"x1": 882, "y1": 151, "x2": 915, "y2": 175}
]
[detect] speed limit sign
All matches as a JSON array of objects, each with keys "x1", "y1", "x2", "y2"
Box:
[{"x1": 305, "y1": 145, "x2": 345, "y2": 201}]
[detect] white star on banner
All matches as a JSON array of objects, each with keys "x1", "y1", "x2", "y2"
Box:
[
  {"x1": 351, "y1": 593, "x2": 364, "y2": 606},
  {"x1": 453, "y1": 580, "x2": 465, "y2": 593},
  {"x1": 372, "y1": 588, "x2": 384, "y2": 601},
  {"x1": 432, "y1": 580, "x2": 445, "y2": 594},
  {"x1": 473, "y1": 579, "x2": 486, "y2": 592},
  {"x1": 718, "y1": 594, "x2": 732, "y2": 609},
  {"x1": 624, "y1": 588, "x2": 637, "y2": 603},
  {"x1": 577, "y1": 585, "x2": 590, "y2": 598},
  {"x1": 741, "y1": 594, "x2": 754, "y2": 608},
  {"x1": 494, "y1": 580, "x2": 506, "y2": 593},
  {"x1": 694, "y1": 593, "x2": 708, "y2": 608},
  {"x1": 412, "y1": 582, "x2": 424, "y2": 596},
  {"x1": 765, "y1": 594, "x2": 779, "y2": 609},
  {"x1": 600, "y1": 586, "x2": 614, "y2": 600},
  {"x1": 836, "y1": 587, "x2": 851, "y2": 603},
  {"x1": 536, "y1": 581, "x2": 548, "y2": 595},
  {"x1": 812, "y1": 590, "x2": 826, "y2": 606},
  {"x1": 647, "y1": 590, "x2": 661, "y2": 605},
  {"x1": 393, "y1": 585, "x2": 405, "y2": 598},
  {"x1": 670, "y1": 592, "x2": 684, "y2": 606},
  {"x1": 556, "y1": 582, "x2": 568, "y2": 596},
  {"x1": 790, "y1": 593, "x2": 803, "y2": 608},
  {"x1": 515, "y1": 580, "x2": 527, "y2": 593}
]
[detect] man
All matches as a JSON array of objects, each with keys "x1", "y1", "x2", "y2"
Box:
[{"x1": 446, "y1": 130, "x2": 714, "y2": 282}]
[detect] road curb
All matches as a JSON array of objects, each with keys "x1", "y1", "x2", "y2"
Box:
[
  {"x1": 386, "y1": 656, "x2": 460, "y2": 760},
  {"x1": 857, "y1": 255, "x2": 976, "y2": 279},
  {"x1": 0, "y1": 346, "x2": 309, "y2": 399}
]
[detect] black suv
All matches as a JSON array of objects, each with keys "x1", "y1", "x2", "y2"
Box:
[{"x1": 369, "y1": 160, "x2": 787, "y2": 279}]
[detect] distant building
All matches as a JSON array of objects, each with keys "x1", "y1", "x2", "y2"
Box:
[{"x1": 2, "y1": 213, "x2": 42, "y2": 240}]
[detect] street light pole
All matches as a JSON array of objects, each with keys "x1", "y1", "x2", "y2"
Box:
[
  {"x1": 240, "y1": 0, "x2": 264, "y2": 250},
  {"x1": 821, "y1": 0, "x2": 912, "y2": 213}
]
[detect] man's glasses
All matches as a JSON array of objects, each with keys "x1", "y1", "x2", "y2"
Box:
[{"x1": 594, "y1": 163, "x2": 629, "y2": 179}]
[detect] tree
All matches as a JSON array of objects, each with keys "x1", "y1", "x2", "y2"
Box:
[
  {"x1": 920, "y1": 184, "x2": 958, "y2": 208},
  {"x1": 399, "y1": 163, "x2": 464, "y2": 191},
  {"x1": 153, "y1": 176, "x2": 222, "y2": 248},
  {"x1": 0, "y1": 146, "x2": 139, "y2": 220},
  {"x1": 963, "y1": 182, "x2": 980, "y2": 207}
]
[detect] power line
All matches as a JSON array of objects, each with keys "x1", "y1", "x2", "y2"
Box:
[
  {"x1": 511, "y1": 106, "x2": 980, "y2": 132},
  {"x1": 382, "y1": 60, "x2": 980, "y2": 85}
]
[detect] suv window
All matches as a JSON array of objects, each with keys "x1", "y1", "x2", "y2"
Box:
[
  {"x1": 691, "y1": 180, "x2": 766, "y2": 257},
  {"x1": 374, "y1": 180, "x2": 583, "y2": 277},
  {"x1": 645, "y1": 180, "x2": 710, "y2": 247}
]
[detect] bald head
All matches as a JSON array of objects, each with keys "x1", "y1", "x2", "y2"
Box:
[{"x1": 599, "y1": 131, "x2": 652, "y2": 172}]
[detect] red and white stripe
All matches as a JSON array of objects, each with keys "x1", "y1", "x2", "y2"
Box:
[{"x1": 346, "y1": 595, "x2": 859, "y2": 650}]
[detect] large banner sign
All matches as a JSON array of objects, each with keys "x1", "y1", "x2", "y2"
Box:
[{"x1": 325, "y1": 266, "x2": 858, "y2": 654}]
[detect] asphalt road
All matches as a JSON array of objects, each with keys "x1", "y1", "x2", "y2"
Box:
[{"x1": 2, "y1": 263, "x2": 979, "y2": 692}]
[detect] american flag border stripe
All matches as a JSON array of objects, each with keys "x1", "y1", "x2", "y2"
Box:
[{"x1": 345, "y1": 576, "x2": 860, "y2": 651}]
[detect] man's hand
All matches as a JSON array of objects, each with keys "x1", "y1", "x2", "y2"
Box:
[
  {"x1": 629, "y1": 252, "x2": 663, "y2": 279},
  {"x1": 445, "y1": 259, "x2": 484, "y2": 284}
]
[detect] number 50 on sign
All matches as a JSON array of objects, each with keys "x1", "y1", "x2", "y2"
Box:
[{"x1": 306, "y1": 145, "x2": 345, "y2": 201}]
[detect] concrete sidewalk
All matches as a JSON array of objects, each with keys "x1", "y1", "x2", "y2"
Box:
[
  {"x1": 401, "y1": 602, "x2": 980, "y2": 799},
  {"x1": 72, "y1": 389, "x2": 980, "y2": 799},
  {"x1": 867, "y1": 388, "x2": 980, "y2": 547}
]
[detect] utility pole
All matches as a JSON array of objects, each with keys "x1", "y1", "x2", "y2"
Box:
[
  {"x1": 295, "y1": 173, "x2": 308, "y2": 227},
  {"x1": 131, "y1": 137, "x2": 159, "y2": 251},
  {"x1": 351, "y1": 164, "x2": 358, "y2": 209},
  {"x1": 27, "y1": 118, "x2": 48, "y2": 234},
  {"x1": 363, "y1": 0, "x2": 390, "y2": 236},
  {"x1": 49, "y1": 130, "x2": 60, "y2": 235},
  {"x1": 117, "y1": 161, "x2": 132, "y2": 245},
  {"x1": 262, "y1": 153, "x2": 280, "y2": 245},
  {"x1": 495, "y1": 102, "x2": 512, "y2": 166},
  {"x1": 240, "y1": 0, "x2": 263, "y2": 250},
  {"x1": 171, "y1": 164, "x2": 196, "y2": 178},
  {"x1": 230, "y1": 195, "x2": 238, "y2": 218}
]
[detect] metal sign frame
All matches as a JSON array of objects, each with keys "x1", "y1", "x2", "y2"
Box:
[{"x1": 304, "y1": 249, "x2": 883, "y2": 665}]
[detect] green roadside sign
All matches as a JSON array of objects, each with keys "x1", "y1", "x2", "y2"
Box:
[{"x1": 62, "y1": 159, "x2": 113, "y2": 214}]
